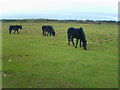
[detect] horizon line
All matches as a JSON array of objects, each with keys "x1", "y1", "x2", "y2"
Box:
[{"x1": 0, "y1": 18, "x2": 118, "y2": 21}]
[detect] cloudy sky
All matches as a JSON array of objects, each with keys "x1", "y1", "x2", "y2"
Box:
[{"x1": 0, "y1": 0, "x2": 118, "y2": 20}]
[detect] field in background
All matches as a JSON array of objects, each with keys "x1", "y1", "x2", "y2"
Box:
[{"x1": 2, "y1": 22, "x2": 118, "y2": 88}]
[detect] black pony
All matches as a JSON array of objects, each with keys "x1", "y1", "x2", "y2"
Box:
[
  {"x1": 67, "y1": 27, "x2": 87, "y2": 50},
  {"x1": 42, "y1": 25, "x2": 55, "y2": 36},
  {"x1": 9, "y1": 25, "x2": 22, "y2": 34}
]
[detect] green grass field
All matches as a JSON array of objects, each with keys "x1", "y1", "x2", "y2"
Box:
[{"x1": 2, "y1": 22, "x2": 118, "y2": 88}]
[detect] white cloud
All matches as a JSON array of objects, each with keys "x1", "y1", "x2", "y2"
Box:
[
  {"x1": 0, "y1": 0, "x2": 119, "y2": 20},
  {"x1": 1, "y1": 0, "x2": 118, "y2": 13}
]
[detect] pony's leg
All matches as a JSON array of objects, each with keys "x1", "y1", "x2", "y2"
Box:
[
  {"x1": 17, "y1": 30, "x2": 19, "y2": 34},
  {"x1": 75, "y1": 38, "x2": 79, "y2": 48},
  {"x1": 9, "y1": 30, "x2": 12, "y2": 34},
  {"x1": 50, "y1": 33, "x2": 51, "y2": 36},
  {"x1": 43, "y1": 31, "x2": 46, "y2": 36},
  {"x1": 42, "y1": 31, "x2": 44, "y2": 36},
  {"x1": 68, "y1": 36, "x2": 70, "y2": 45},
  {"x1": 14, "y1": 30, "x2": 16, "y2": 34},
  {"x1": 47, "y1": 32, "x2": 49, "y2": 36},
  {"x1": 67, "y1": 34, "x2": 71, "y2": 45},
  {"x1": 71, "y1": 38, "x2": 74, "y2": 46},
  {"x1": 80, "y1": 39, "x2": 82, "y2": 47}
]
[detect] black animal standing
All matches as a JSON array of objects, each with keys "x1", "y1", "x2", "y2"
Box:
[
  {"x1": 9, "y1": 25, "x2": 22, "y2": 34},
  {"x1": 67, "y1": 27, "x2": 87, "y2": 50},
  {"x1": 42, "y1": 25, "x2": 55, "y2": 36}
]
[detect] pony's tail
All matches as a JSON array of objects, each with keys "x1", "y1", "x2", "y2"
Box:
[
  {"x1": 67, "y1": 28, "x2": 72, "y2": 45},
  {"x1": 9, "y1": 27, "x2": 12, "y2": 34}
]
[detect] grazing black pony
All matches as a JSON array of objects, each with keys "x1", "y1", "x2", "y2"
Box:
[
  {"x1": 67, "y1": 27, "x2": 87, "y2": 50},
  {"x1": 42, "y1": 25, "x2": 55, "y2": 36},
  {"x1": 9, "y1": 25, "x2": 22, "y2": 34}
]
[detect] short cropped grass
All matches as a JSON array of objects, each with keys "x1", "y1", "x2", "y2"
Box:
[{"x1": 2, "y1": 22, "x2": 118, "y2": 88}]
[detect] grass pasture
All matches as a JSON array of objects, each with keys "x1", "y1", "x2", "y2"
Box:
[{"x1": 2, "y1": 22, "x2": 118, "y2": 88}]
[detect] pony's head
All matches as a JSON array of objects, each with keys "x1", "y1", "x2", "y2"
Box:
[
  {"x1": 16, "y1": 25, "x2": 22, "y2": 29},
  {"x1": 79, "y1": 27, "x2": 83, "y2": 30},
  {"x1": 19, "y1": 26, "x2": 22, "y2": 29},
  {"x1": 52, "y1": 31, "x2": 55, "y2": 36}
]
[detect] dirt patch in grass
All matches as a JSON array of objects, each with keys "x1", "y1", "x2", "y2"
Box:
[
  {"x1": 3, "y1": 54, "x2": 29, "y2": 61},
  {"x1": 49, "y1": 43, "x2": 58, "y2": 45},
  {"x1": 9, "y1": 54, "x2": 29, "y2": 57},
  {"x1": 56, "y1": 81, "x2": 76, "y2": 88},
  {"x1": 7, "y1": 54, "x2": 24, "y2": 58}
]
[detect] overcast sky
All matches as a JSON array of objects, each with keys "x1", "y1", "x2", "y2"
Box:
[{"x1": 0, "y1": 0, "x2": 118, "y2": 20}]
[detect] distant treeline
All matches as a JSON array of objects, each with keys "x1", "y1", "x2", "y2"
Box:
[{"x1": 1, "y1": 19, "x2": 118, "y2": 24}]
